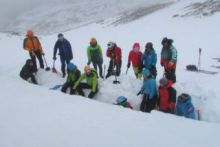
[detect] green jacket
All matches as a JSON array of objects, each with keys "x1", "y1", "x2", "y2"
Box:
[
  {"x1": 161, "y1": 45, "x2": 177, "y2": 62},
  {"x1": 87, "y1": 44, "x2": 103, "y2": 63},
  {"x1": 66, "y1": 69, "x2": 81, "y2": 83},
  {"x1": 73, "y1": 69, "x2": 98, "y2": 92}
]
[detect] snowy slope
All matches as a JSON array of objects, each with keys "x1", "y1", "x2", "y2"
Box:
[
  {"x1": 0, "y1": 0, "x2": 175, "y2": 35},
  {"x1": 1, "y1": 0, "x2": 220, "y2": 146}
]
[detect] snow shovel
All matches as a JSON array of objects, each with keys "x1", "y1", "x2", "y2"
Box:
[
  {"x1": 42, "y1": 55, "x2": 50, "y2": 71},
  {"x1": 52, "y1": 60, "x2": 58, "y2": 73},
  {"x1": 198, "y1": 48, "x2": 202, "y2": 71},
  {"x1": 103, "y1": 64, "x2": 106, "y2": 80}
]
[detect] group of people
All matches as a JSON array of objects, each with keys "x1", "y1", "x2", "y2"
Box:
[{"x1": 19, "y1": 30, "x2": 196, "y2": 120}]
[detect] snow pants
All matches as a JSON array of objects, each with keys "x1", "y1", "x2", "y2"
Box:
[
  {"x1": 106, "y1": 60, "x2": 121, "y2": 79},
  {"x1": 140, "y1": 94, "x2": 157, "y2": 112},
  {"x1": 29, "y1": 51, "x2": 44, "y2": 72},
  {"x1": 76, "y1": 83, "x2": 98, "y2": 99},
  {"x1": 61, "y1": 82, "x2": 75, "y2": 94},
  {"x1": 165, "y1": 68, "x2": 176, "y2": 83}
]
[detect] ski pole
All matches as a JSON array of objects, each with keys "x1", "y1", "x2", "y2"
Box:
[
  {"x1": 103, "y1": 64, "x2": 106, "y2": 80},
  {"x1": 126, "y1": 67, "x2": 129, "y2": 75},
  {"x1": 198, "y1": 48, "x2": 202, "y2": 71},
  {"x1": 42, "y1": 55, "x2": 50, "y2": 71}
]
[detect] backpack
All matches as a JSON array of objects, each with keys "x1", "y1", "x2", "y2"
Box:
[{"x1": 186, "y1": 65, "x2": 198, "y2": 71}]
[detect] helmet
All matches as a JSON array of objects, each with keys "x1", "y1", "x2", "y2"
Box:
[
  {"x1": 145, "y1": 42, "x2": 153, "y2": 49},
  {"x1": 67, "y1": 63, "x2": 76, "y2": 71},
  {"x1": 84, "y1": 66, "x2": 91, "y2": 73},
  {"x1": 90, "y1": 37, "x2": 97, "y2": 44},
  {"x1": 142, "y1": 68, "x2": 150, "y2": 76},
  {"x1": 26, "y1": 30, "x2": 33, "y2": 37},
  {"x1": 161, "y1": 37, "x2": 168, "y2": 45},
  {"x1": 178, "y1": 93, "x2": 190, "y2": 103},
  {"x1": 26, "y1": 59, "x2": 33, "y2": 66},
  {"x1": 117, "y1": 96, "x2": 127, "y2": 104},
  {"x1": 58, "y1": 33, "x2": 64, "y2": 41},
  {"x1": 107, "y1": 41, "x2": 115, "y2": 49},
  {"x1": 159, "y1": 78, "x2": 168, "y2": 86}
]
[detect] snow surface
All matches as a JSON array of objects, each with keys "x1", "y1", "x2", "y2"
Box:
[
  {"x1": 1, "y1": 0, "x2": 220, "y2": 146},
  {"x1": 0, "y1": 0, "x2": 175, "y2": 35}
]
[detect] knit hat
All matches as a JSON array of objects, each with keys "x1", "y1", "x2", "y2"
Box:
[{"x1": 159, "y1": 78, "x2": 168, "y2": 86}]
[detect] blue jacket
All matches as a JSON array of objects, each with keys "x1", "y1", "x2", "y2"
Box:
[
  {"x1": 54, "y1": 39, "x2": 73, "y2": 61},
  {"x1": 175, "y1": 96, "x2": 196, "y2": 119},
  {"x1": 140, "y1": 77, "x2": 157, "y2": 99},
  {"x1": 141, "y1": 49, "x2": 157, "y2": 68}
]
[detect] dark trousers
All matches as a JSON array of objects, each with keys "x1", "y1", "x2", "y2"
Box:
[
  {"x1": 149, "y1": 66, "x2": 157, "y2": 79},
  {"x1": 61, "y1": 82, "x2": 75, "y2": 94},
  {"x1": 92, "y1": 62, "x2": 103, "y2": 78},
  {"x1": 29, "y1": 51, "x2": 44, "y2": 72},
  {"x1": 165, "y1": 68, "x2": 176, "y2": 83},
  {"x1": 21, "y1": 75, "x2": 37, "y2": 85},
  {"x1": 76, "y1": 83, "x2": 98, "y2": 99},
  {"x1": 106, "y1": 60, "x2": 122, "y2": 79},
  {"x1": 160, "y1": 109, "x2": 174, "y2": 114},
  {"x1": 60, "y1": 56, "x2": 70, "y2": 75},
  {"x1": 140, "y1": 94, "x2": 157, "y2": 112}
]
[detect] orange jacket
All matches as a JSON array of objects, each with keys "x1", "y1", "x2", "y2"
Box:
[{"x1": 23, "y1": 36, "x2": 43, "y2": 53}]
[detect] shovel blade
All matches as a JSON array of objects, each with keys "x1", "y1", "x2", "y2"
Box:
[
  {"x1": 113, "y1": 80, "x2": 120, "y2": 84},
  {"x1": 52, "y1": 67, "x2": 57, "y2": 73}
]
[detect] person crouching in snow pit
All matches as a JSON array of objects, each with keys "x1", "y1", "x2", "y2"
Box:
[
  {"x1": 53, "y1": 33, "x2": 73, "y2": 78},
  {"x1": 20, "y1": 59, "x2": 38, "y2": 85},
  {"x1": 73, "y1": 66, "x2": 98, "y2": 99},
  {"x1": 137, "y1": 68, "x2": 157, "y2": 112},
  {"x1": 105, "y1": 41, "x2": 122, "y2": 79},
  {"x1": 116, "y1": 96, "x2": 133, "y2": 109},
  {"x1": 87, "y1": 38, "x2": 103, "y2": 78},
  {"x1": 127, "y1": 42, "x2": 143, "y2": 79},
  {"x1": 23, "y1": 30, "x2": 45, "y2": 73},
  {"x1": 141, "y1": 42, "x2": 157, "y2": 79},
  {"x1": 175, "y1": 93, "x2": 196, "y2": 119},
  {"x1": 61, "y1": 63, "x2": 81, "y2": 94},
  {"x1": 161, "y1": 37, "x2": 177, "y2": 83},
  {"x1": 158, "y1": 78, "x2": 176, "y2": 114}
]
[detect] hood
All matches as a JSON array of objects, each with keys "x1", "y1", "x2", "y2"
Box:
[{"x1": 132, "y1": 42, "x2": 140, "y2": 51}]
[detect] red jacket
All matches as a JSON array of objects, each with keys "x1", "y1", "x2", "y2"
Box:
[
  {"x1": 128, "y1": 50, "x2": 143, "y2": 67},
  {"x1": 159, "y1": 80, "x2": 176, "y2": 111},
  {"x1": 161, "y1": 59, "x2": 177, "y2": 69},
  {"x1": 106, "y1": 44, "x2": 122, "y2": 61}
]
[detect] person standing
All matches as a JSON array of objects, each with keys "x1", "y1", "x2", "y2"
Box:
[
  {"x1": 105, "y1": 41, "x2": 122, "y2": 79},
  {"x1": 87, "y1": 38, "x2": 103, "y2": 78},
  {"x1": 127, "y1": 42, "x2": 143, "y2": 79},
  {"x1": 137, "y1": 68, "x2": 157, "y2": 112},
  {"x1": 53, "y1": 33, "x2": 73, "y2": 78},
  {"x1": 141, "y1": 42, "x2": 157, "y2": 79},
  {"x1": 23, "y1": 30, "x2": 44, "y2": 72},
  {"x1": 161, "y1": 37, "x2": 177, "y2": 83}
]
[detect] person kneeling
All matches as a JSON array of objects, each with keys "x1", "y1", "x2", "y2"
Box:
[
  {"x1": 61, "y1": 63, "x2": 81, "y2": 94},
  {"x1": 20, "y1": 59, "x2": 38, "y2": 85},
  {"x1": 175, "y1": 93, "x2": 196, "y2": 119},
  {"x1": 116, "y1": 96, "x2": 133, "y2": 109},
  {"x1": 73, "y1": 66, "x2": 98, "y2": 99},
  {"x1": 158, "y1": 78, "x2": 176, "y2": 114}
]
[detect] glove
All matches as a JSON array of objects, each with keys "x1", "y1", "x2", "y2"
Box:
[
  {"x1": 53, "y1": 57, "x2": 57, "y2": 60},
  {"x1": 168, "y1": 62, "x2": 174, "y2": 68},
  {"x1": 160, "y1": 61, "x2": 163, "y2": 67},
  {"x1": 31, "y1": 51, "x2": 36, "y2": 56},
  {"x1": 88, "y1": 91, "x2": 95, "y2": 98},
  {"x1": 137, "y1": 90, "x2": 143, "y2": 96},
  {"x1": 41, "y1": 52, "x2": 45, "y2": 56},
  {"x1": 87, "y1": 60, "x2": 91, "y2": 65},
  {"x1": 127, "y1": 63, "x2": 131, "y2": 68}
]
